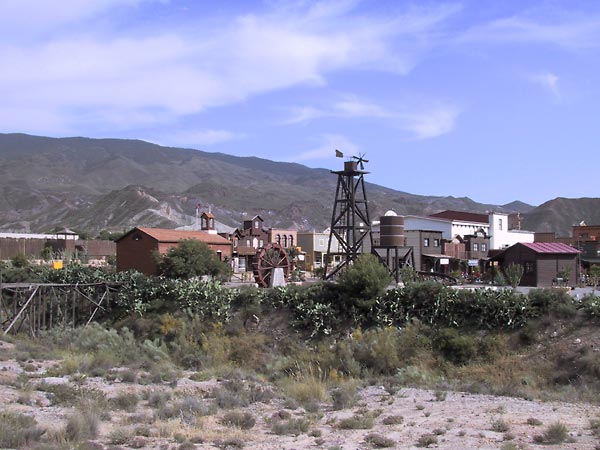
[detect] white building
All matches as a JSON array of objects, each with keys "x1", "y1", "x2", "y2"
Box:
[
  {"x1": 402, "y1": 210, "x2": 534, "y2": 250},
  {"x1": 489, "y1": 212, "x2": 534, "y2": 250}
]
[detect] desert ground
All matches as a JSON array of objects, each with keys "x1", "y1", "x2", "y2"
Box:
[{"x1": 1, "y1": 338, "x2": 599, "y2": 450}]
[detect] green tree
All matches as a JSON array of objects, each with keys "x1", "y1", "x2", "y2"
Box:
[
  {"x1": 156, "y1": 239, "x2": 230, "y2": 280},
  {"x1": 588, "y1": 264, "x2": 600, "y2": 291},
  {"x1": 11, "y1": 253, "x2": 29, "y2": 268},
  {"x1": 40, "y1": 246, "x2": 54, "y2": 261},
  {"x1": 504, "y1": 263, "x2": 524, "y2": 289},
  {"x1": 97, "y1": 230, "x2": 125, "y2": 241},
  {"x1": 338, "y1": 253, "x2": 392, "y2": 311}
]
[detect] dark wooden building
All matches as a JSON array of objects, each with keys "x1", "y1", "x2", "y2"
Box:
[
  {"x1": 405, "y1": 229, "x2": 444, "y2": 272},
  {"x1": 116, "y1": 227, "x2": 233, "y2": 275},
  {"x1": 490, "y1": 242, "x2": 579, "y2": 287}
]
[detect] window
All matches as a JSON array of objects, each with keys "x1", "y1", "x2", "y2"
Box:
[
  {"x1": 246, "y1": 239, "x2": 250, "y2": 247},
  {"x1": 498, "y1": 218, "x2": 503, "y2": 231},
  {"x1": 423, "y1": 238, "x2": 430, "y2": 247},
  {"x1": 259, "y1": 239, "x2": 264, "y2": 248},
  {"x1": 434, "y1": 239, "x2": 440, "y2": 247},
  {"x1": 473, "y1": 243, "x2": 479, "y2": 252},
  {"x1": 254, "y1": 220, "x2": 259, "y2": 229},
  {"x1": 524, "y1": 262, "x2": 534, "y2": 274},
  {"x1": 282, "y1": 235, "x2": 287, "y2": 247},
  {"x1": 318, "y1": 238, "x2": 325, "y2": 247},
  {"x1": 481, "y1": 243, "x2": 487, "y2": 252},
  {"x1": 252, "y1": 237, "x2": 258, "y2": 248},
  {"x1": 276, "y1": 234, "x2": 281, "y2": 244},
  {"x1": 289, "y1": 235, "x2": 294, "y2": 247}
]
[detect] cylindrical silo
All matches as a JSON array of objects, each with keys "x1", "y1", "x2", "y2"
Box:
[{"x1": 380, "y1": 215, "x2": 405, "y2": 247}]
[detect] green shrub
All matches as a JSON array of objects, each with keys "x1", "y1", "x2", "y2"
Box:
[
  {"x1": 435, "y1": 329, "x2": 478, "y2": 365},
  {"x1": 337, "y1": 254, "x2": 392, "y2": 316},
  {"x1": 156, "y1": 239, "x2": 231, "y2": 280},
  {"x1": 581, "y1": 294, "x2": 600, "y2": 318},
  {"x1": 352, "y1": 327, "x2": 402, "y2": 375},
  {"x1": 504, "y1": 263, "x2": 524, "y2": 288},
  {"x1": 528, "y1": 289, "x2": 572, "y2": 316},
  {"x1": 11, "y1": 253, "x2": 30, "y2": 268}
]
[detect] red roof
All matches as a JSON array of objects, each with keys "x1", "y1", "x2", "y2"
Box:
[
  {"x1": 520, "y1": 242, "x2": 579, "y2": 254},
  {"x1": 134, "y1": 227, "x2": 231, "y2": 245},
  {"x1": 430, "y1": 210, "x2": 488, "y2": 224}
]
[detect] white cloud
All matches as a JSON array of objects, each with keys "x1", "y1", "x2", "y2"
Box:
[
  {"x1": 333, "y1": 98, "x2": 390, "y2": 118},
  {"x1": 294, "y1": 134, "x2": 360, "y2": 162},
  {"x1": 400, "y1": 105, "x2": 461, "y2": 140},
  {"x1": 285, "y1": 95, "x2": 459, "y2": 140},
  {"x1": 284, "y1": 95, "x2": 390, "y2": 124},
  {"x1": 0, "y1": 0, "x2": 158, "y2": 39},
  {"x1": 529, "y1": 72, "x2": 560, "y2": 99},
  {"x1": 0, "y1": 1, "x2": 458, "y2": 135},
  {"x1": 458, "y1": 13, "x2": 600, "y2": 50}
]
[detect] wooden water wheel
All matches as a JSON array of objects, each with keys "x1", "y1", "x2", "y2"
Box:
[{"x1": 253, "y1": 243, "x2": 291, "y2": 287}]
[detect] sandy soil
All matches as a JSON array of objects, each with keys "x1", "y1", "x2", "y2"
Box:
[{"x1": 1, "y1": 346, "x2": 600, "y2": 450}]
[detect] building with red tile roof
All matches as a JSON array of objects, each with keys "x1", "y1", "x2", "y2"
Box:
[{"x1": 116, "y1": 226, "x2": 232, "y2": 275}]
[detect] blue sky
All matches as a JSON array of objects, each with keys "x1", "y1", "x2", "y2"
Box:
[{"x1": 1, "y1": 0, "x2": 599, "y2": 206}]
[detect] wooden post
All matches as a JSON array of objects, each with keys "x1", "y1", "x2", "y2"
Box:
[
  {"x1": 4, "y1": 287, "x2": 38, "y2": 335},
  {"x1": 72, "y1": 287, "x2": 76, "y2": 328}
]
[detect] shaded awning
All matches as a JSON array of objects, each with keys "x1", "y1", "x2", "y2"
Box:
[{"x1": 422, "y1": 253, "x2": 457, "y2": 259}]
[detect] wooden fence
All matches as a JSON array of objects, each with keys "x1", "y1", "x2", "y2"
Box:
[{"x1": 0, "y1": 282, "x2": 119, "y2": 336}]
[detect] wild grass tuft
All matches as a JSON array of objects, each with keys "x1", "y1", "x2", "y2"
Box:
[
  {"x1": 364, "y1": 432, "x2": 395, "y2": 448},
  {"x1": 0, "y1": 411, "x2": 45, "y2": 448},
  {"x1": 416, "y1": 434, "x2": 438, "y2": 447},
  {"x1": 491, "y1": 418, "x2": 510, "y2": 433},
  {"x1": 220, "y1": 411, "x2": 256, "y2": 430},
  {"x1": 337, "y1": 412, "x2": 375, "y2": 430},
  {"x1": 271, "y1": 417, "x2": 311, "y2": 435},
  {"x1": 382, "y1": 415, "x2": 404, "y2": 425},
  {"x1": 533, "y1": 421, "x2": 570, "y2": 444},
  {"x1": 65, "y1": 409, "x2": 99, "y2": 441}
]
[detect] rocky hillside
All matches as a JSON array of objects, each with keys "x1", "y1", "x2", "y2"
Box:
[{"x1": 0, "y1": 133, "x2": 554, "y2": 234}]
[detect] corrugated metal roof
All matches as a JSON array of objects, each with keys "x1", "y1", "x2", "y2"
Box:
[
  {"x1": 520, "y1": 242, "x2": 579, "y2": 254},
  {"x1": 136, "y1": 227, "x2": 232, "y2": 245},
  {"x1": 430, "y1": 210, "x2": 488, "y2": 224}
]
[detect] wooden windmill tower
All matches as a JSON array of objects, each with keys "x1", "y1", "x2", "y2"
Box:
[{"x1": 323, "y1": 151, "x2": 373, "y2": 279}]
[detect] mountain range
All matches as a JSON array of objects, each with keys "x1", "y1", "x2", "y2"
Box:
[{"x1": 0, "y1": 133, "x2": 596, "y2": 237}]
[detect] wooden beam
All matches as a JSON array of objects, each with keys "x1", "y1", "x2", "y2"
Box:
[{"x1": 4, "y1": 286, "x2": 38, "y2": 335}]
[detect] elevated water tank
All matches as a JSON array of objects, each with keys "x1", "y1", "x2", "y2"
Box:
[{"x1": 380, "y1": 215, "x2": 404, "y2": 247}]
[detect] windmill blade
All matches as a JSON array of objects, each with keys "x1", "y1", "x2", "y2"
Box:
[{"x1": 335, "y1": 149, "x2": 344, "y2": 158}]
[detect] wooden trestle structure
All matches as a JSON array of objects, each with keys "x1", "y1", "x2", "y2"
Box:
[{"x1": 0, "y1": 282, "x2": 119, "y2": 336}]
